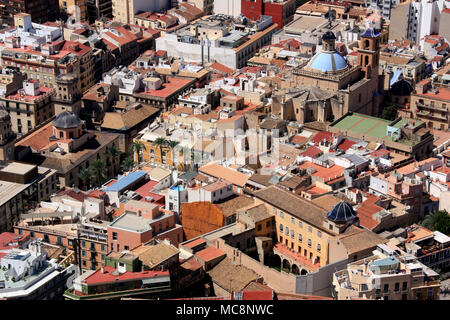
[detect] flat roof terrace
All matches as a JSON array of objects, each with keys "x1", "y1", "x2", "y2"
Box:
[{"x1": 331, "y1": 113, "x2": 391, "y2": 139}]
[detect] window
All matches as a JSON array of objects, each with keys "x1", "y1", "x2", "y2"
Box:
[
  {"x1": 317, "y1": 231, "x2": 322, "y2": 238},
  {"x1": 395, "y1": 282, "x2": 400, "y2": 292},
  {"x1": 90, "y1": 243, "x2": 95, "y2": 250},
  {"x1": 384, "y1": 284, "x2": 389, "y2": 293},
  {"x1": 307, "y1": 239, "x2": 311, "y2": 247},
  {"x1": 290, "y1": 230, "x2": 294, "y2": 238},
  {"x1": 280, "y1": 211, "x2": 284, "y2": 218},
  {"x1": 117, "y1": 244, "x2": 120, "y2": 251},
  {"x1": 308, "y1": 226, "x2": 312, "y2": 233},
  {"x1": 82, "y1": 250, "x2": 86, "y2": 257},
  {"x1": 402, "y1": 282, "x2": 407, "y2": 291},
  {"x1": 279, "y1": 223, "x2": 283, "y2": 231},
  {"x1": 57, "y1": 237, "x2": 62, "y2": 245},
  {"x1": 102, "y1": 254, "x2": 105, "y2": 261},
  {"x1": 111, "y1": 243, "x2": 113, "y2": 251},
  {"x1": 82, "y1": 260, "x2": 86, "y2": 267},
  {"x1": 291, "y1": 217, "x2": 295, "y2": 224},
  {"x1": 124, "y1": 246, "x2": 129, "y2": 250},
  {"x1": 112, "y1": 232, "x2": 118, "y2": 240},
  {"x1": 257, "y1": 224, "x2": 262, "y2": 231},
  {"x1": 285, "y1": 226, "x2": 289, "y2": 235},
  {"x1": 298, "y1": 221, "x2": 302, "y2": 228},
  {"x1": 101, "y1": 244, "x2": 105, "y2": 251},
  {"x1": 317, "y1": 244, "x2": 321, "y2": 252},
  {"x1": 81, "y1": 240, "x2": 86, "y2": 247}
]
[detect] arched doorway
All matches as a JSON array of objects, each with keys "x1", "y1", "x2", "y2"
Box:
[
  {"x1": 271, "y1": 254, "x2": 281, "y2": 268},
  {"x1": 291, "y1": 264, "x2": 300, "y2": 275},
  {"x1": 282, "y1": 259, "x2": 291, "y2": 273},
  {"x1": 300, "y1": 269, "x2": 308, "y2": 275}
]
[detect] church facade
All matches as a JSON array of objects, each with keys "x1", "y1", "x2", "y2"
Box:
[{"x1": 276, "y1": 29, "x2": 386, "y2": 124}]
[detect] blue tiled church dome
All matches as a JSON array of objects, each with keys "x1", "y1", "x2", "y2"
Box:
[
  {"x1": 309, "y1": 52, "x2": 348, "y2": 73},
  {"x1": 308, "y1": 31, "x2": 348, "y2": 73},
  {"x1": 327, "y1": 201, "x2": 357, "y2": 223}
]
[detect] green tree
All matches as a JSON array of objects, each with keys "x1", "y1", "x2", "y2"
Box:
[
  {"x1": 166, "y1": 140, "x2": 180, "y2": 166},
  {"x1": 129, "y1": 141, "x2": 146, "y2": 167},
  {"x1": 79, "y1": 168, "x2": 92, "y2": 190},
  {"x1": 90, "y1": 159, "x2": 106, "y2": 187},
  {"x1": 421, "y1": 210, "x2": 450, "y2": 235},
  {"x1": 380, "y1": 105, "x2": 398, "y2": 121},
  {"x1": 121, "y1": 157, "x2": 135, "y2": 173},
  {"x1": 107, "y1": 145, "x2": 122, "y2": 177},
  {"x1": 153, "y1": 137, "x2": 168, "y2": 164}
]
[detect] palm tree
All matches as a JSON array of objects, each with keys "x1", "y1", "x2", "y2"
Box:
[
  {"x1": 79, "y1": 168, "x2": 92, "y2": 190},
  {"x1": 166, "y1": 140, "x2": 180, "y2": 167},
  {"x1": 421, "y1": 210, "x2": 450, "y2": 235},
  {"x1": 90, "y1": 159, "x2": 106, "y2": 187},
  {"x1": 107, "y1": 145, "x2": 122, "y2": 177},
  {"x1": 153, "y1": 137, "x2": 167, "y2": 165},
  {"x1": 121, "y1": 157, "x2": 135, "y2": 173},
  {"x1": 129, "y1": 141, "x2": 146, "y2": 167}
]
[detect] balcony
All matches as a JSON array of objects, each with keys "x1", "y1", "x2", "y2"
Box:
[
  {"x1": 416, "y1": 101, "x2": 447, "y2": 113},
  {"x1": 79, "y1": 230, "x2": 107, "y2": 242},
  {"x1": 416, "y1": 110, "x2": 448, "y2": 121}
]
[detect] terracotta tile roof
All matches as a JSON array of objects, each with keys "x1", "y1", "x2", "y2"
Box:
[
  {"x1": 137, "y1": 77, "x2": 194, "y2": 98},
  {"x1": 183, "y1": 238, "x2": 206, "y2": 249},
  {"x1": 369, "y1": 148, "x2": 390, "y2": 157},
  {"x1": 299, "y1": 161, "x2": 345, "y2": 182},
  {"x1": 291, "y1": 135, "x2": 308, "y2": 145},
  {"x1": 215, "y1": 194, "x2": 255, "y2": 217},
  {"x1": 55, "y1": 188, "x2": 90, "y2": 202},
  {"x1": 199, "y1": 163, "x2": 249, "y2": 187},
  {"x1": 337, "y1": 139, "x2": 357, "y2": 151},
  {"x1": 15, "y1": 122, "x2": 54, "y2": 151},
  {"x1": 406, "y1": 224, "x2": 434, "y2": 243},
  {"x1": 88, "y1": 189, "x2": 106, "y2": 199},
  {"x1": 180, "y1": 257, "x2": 202, "y2": 271},
  {"x1": 311, "y1": 194, "x2": 342, "y2": 212},
  {"x1": 5, "y1": 86, "x2": 54, "y2": 102},
  {"x1": 0, "y1": 232, "x2": 27, "y2": 250},
  {"x1": 253, "y1": 186, "x2": 331, "y2": 232},
  {"x1": 132, "y1": 242, "x2": 179, "y2": 269},
  {"x1": 337, "y1": 226, "x2": 387, "y2": 255},
  {"x1": 207, "y1": 258, "x2": 260, "y2": 292},
  {"x1": 83, "y1": 265, "x2": 169, "y2": 285},
  {"x1": 300, "y1": 145, "x2": 322, "y2": 158},
  {"x1": 209, "y1": 62, "x2": 234, "y2": 75},
  {"x1": 415, "y1": 87, "x2": 450, "y2": 101},
  {"x1": 304, "y1": 186, "x2": 326, "y2": 196},
  {"x1": 101, "y1": 105, "x2": 159, "y2": 130},
  {"x1": 235, "y1": 290, "x2": 274, "y2": 300},
  {"x1": 195, "y1": 246, "x2": 225, "y2": 262},
  {"x1": 311, "y1": 131, "x2": 333, "y2": 145}
]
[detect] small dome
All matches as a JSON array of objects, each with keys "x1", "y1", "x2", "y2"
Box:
[
  {"x1": 52, "y1": 111, "x2": 83, "y2": 129},
  {"x1": 322, "y1": 31, "x2": 336, "y2": 41},
  {"x1": 361, "y1": 28, "x2": 380, "y2": 38},
  {"x1": 390, "y1": 79, "x2": 413, "y2": 96},
  {"x1": 309, "y1": 51, "x2": 348, "y2": 73},
  {"x1": 327, "y1": 201, "x2": 357, "y2": 223}
]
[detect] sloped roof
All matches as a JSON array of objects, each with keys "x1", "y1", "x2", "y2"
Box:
[
  {"x1": 207, "y1": 258, "x2": 260, "y2": 292},
  {"x1": 199, "y1": 163, "x2": 249, "y2": 187}
]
